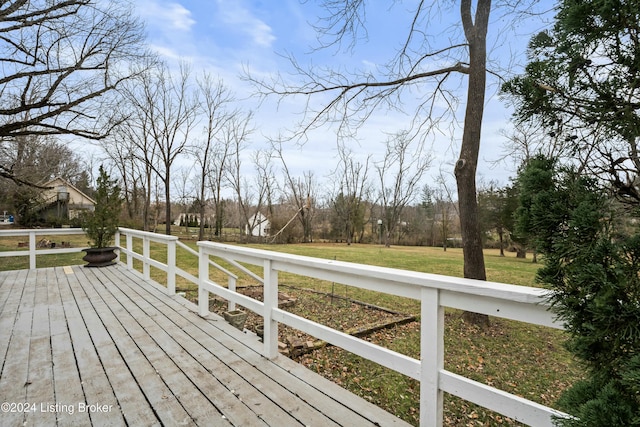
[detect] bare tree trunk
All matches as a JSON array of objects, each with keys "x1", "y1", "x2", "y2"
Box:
[
  {"x1": 144, "y1": 167, "x2": 152, "y2": 231},
  {"x1": 164, "y1": 166, "x2": 172, "y2": 235},
  {"x1": 457, "y1": 0, "x2": 491, "y2": 327},
  {"x1": 198, "y1": 200, "x2": 206, "y2": 240}
]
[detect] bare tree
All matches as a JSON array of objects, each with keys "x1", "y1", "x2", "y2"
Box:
[
  {"x1": 496, "y1": 119, "x2": 595, "y2": 173},
  {"x1": 224, "y1": 112, "x2": 255, "y2": 239},
  {"x1": 193, "y1": 74, "x2": 234, "y2": 240},
  {"x1": 109, "y1": 61, "x2": 162, "y2": 231},
  {"x1": 247, "y1": 2, "x2": 547, "y2": 325},
  {"x1": 132, "y1": 62, "x2": 199, "y2": 235},
  {"x1": 272, "y1": 141, "x2": 317, "y2": 243},
  {"x1": 329, "y1": 142, "x2": 371, "y2": 244},
  {"x1": 376, "y1": 131, "x2": 432, "y2": 247},
  {"x1": 0, "y1": 0, "x2": 147, "y2": 184},
  {"x1": 252, "y1": 148, "x2": 278, "y2": 221},
  {"x1": 433, "y1": 173, "x2": 459, "y2": 251},
  {"x1": 242, "y1": 148, "x2": 277, "y2": 239},
  {"x1": 102, "y1": 117, "x2": 148, "y2": 226},
  {"x1": 0, "y1": 135, "x2": 84, "y2": 185},
  {"x1": 174, "y1": 165, "x2": 196, "y2": 234},
  {"x1": 0, "y1": 135, "x2": 86, "y2": 224}
]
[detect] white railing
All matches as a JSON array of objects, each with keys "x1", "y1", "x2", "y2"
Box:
[
  {"x1": 0, "y1": 228, "x2": 87, "y2": 269},
  {"x1": 0, "y1": 227, "x2": 571, "y2": 426},
  {"x1": 196, "y1": 241, "x2": 571, "y2": 427},
  {"x1": 115, "y1": 228, "x2": 238, "y2": 311},
  {"x1": 115, "y1": 227, "x2": 180, "y2": 295}
]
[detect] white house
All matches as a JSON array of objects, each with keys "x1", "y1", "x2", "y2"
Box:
[{"x1": 246, "y1": 212, "x2": 270, "y2": 237}]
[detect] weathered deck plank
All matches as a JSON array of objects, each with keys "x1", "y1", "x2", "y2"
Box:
[
  {"x1": 0, "y1": 269, "x2": 25, "y2": 370},
  {"x1": 55, "y1": 265, "x2": 125, "y2": 426},
  {"x1": 0, "y1": 265, "x2": 411, "y2": 427},
  {"x1": 63, "y1": 265, "x2": 160, "y2": 427},
  {"x1": 24, "y1": 269, "x2": 56, "y2": 427},
  {"x1": 72, "y1": 266, "x2": 233, "y2": 426},
  {"x1": 95, "y1": 265, "x2": 342, "y2": 427},
  {"x1": 72, "y1": 266, "x2": 192, "y2": 426},
  {"x1": 0, "y1": 268, "x2": 36, "y2": 427},
  {"x1": 48, "y1": 266, "x2": 91, "y2": 426}
]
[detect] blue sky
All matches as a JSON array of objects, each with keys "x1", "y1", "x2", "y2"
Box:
[{"x1": 131, "y1": 0, "x2": 554, "y2": 190}]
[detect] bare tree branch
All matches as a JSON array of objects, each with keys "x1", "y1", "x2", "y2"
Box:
[{"x1": 0, "y1": 0, "x2": 148, "y2": 147}]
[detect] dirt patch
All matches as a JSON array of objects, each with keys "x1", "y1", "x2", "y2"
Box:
[{"x1": 203, "y1": 285, "x2": 416, "y2": 357}]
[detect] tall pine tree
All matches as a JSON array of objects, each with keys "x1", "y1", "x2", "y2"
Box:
[{"x1": 515, "y1": 156, "x2": 640, "y2": 426}]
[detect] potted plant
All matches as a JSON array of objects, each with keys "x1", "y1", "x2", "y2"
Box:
[{"x1": 81, "y1": 165, "x2": 122, "y2": 267}]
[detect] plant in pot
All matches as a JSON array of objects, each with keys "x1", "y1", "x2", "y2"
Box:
[{"x1": 81, "y1": 165, "x2": 122, "y2": 267}]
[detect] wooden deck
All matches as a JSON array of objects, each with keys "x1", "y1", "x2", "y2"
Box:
[{"x1": 0, "y1": 264, "x2": 410, "y2": 426}]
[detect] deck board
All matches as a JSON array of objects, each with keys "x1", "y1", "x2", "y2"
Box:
[
  {"x1": 48, "y1": 266, "x2": 91, "y2": 426},
  {"x1": 24, "y1": 269, "x2": 56, "y2": 427},
  {"x1": 64, "y1": 266, "x2": 159, "y2": 427},
  {"x1": 95, "y1": 265, "x2": 342, "y2": 427},
  {"x1": 90, "y1": 268, "x2": 281, "y2": 425},
  {"x1": 56, "y1": 265, "x2": 125, "y2": 427},
  {"x1": 0, "y1": 268, "x2": 33, "y2": 427},
  {"x1": 0, "y1": 264, "x2": 411, "y2": 427}
]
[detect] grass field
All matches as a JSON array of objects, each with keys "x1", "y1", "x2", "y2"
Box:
[
  {"x1": 0, "y1": 232, "x2": 90, "y2": 270},
  {"x1": 0, "y1": 236, "x2": 580, "y2": 426}
]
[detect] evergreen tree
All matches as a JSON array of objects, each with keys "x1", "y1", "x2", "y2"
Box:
[
  {"x1": 502, "y1": 0, "x2": 640, "y2": 202},
  {"x1": 513, "y1": 155, "x2": 558, "y2": 255},
  {"x1": 477, "y1": 184, "x2": 509, "y2": 255},
  {"x1": 515, "y1": 156, "x2": 640, "y2": 426},
  {"x1": 82, "y1": 166, "x2": 122, "y2": 248}
]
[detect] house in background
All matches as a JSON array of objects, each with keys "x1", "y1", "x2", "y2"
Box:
[
  {"x1": 38, "y1": 177, "x2": 95, "y2": 222},
  {"x1": 246, "y1": 212, "x2": 270, "y2": 237}
]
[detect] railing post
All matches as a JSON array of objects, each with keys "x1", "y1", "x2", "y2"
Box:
[
  {"x1": 167, "y1": 239, "x2": 176, "y2": 295},
  {"x1": 143, "y1": 237, "x2": 150, "y2": 280},
  {"x1": 228, "y1": 276, "x2": 237, "y2": 312},
  {"x1": 263, "y1": 259, "x2": 279, "y2": 359},
  {"x1": 29, "y1": 230, "x2": 36, "y2": 270},
  {"x1": 126, "y1": 234, "x2": 133, "y2": 270},
  {"x1": 420, "y1": 287, "x2": 444, "y2": 427},
  {"x1": 198, "y1": 246, "x2": 209, "y2": 317}
]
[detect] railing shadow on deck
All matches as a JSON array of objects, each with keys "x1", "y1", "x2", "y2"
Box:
[{"x1": 0, "y1": 227, "x2": 571, "y2": 427}]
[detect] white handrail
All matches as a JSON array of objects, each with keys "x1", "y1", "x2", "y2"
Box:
[
  {"x1": 196, "y1": 241, "x2": 570, "y2": 427},
  {"x1": 0, "y1": 228, "x2": 571, "y2": 426},
  {"x1": 116, "y1": 227, "x2": 179, "y2": 295},
  {"x1": 0, "y1": 228, "x2": 87, "y2": 269},
  {"x1": 115, "y1": 229, "x2": 237, "y2": 309}
]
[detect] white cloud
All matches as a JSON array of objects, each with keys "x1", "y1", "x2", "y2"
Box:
[
  {"x1": 148, "y1": 44, "x2": 189, "y2": 62},
  {"x1": 166, "y1": 3, "x2": 196, "y2": 31},
  {"x1": 216, "y1": 0, "x2": 276, "y2": 48},
  {"x1": 136, "y1": 1, "x2": 195, "y2": 32}
]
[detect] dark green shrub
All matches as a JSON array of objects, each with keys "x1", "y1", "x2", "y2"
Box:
[{"x1": 81, "y1": 166, "x2": 122, "y2": 248}]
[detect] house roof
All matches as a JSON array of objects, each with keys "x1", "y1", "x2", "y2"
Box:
[{"x1": 42, "y1": 176, "x2": 96, "y2": 205}]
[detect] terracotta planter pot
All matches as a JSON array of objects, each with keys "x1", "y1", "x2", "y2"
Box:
[{"x1": 82, "y1": 247, "x2": 118, "y2": 268}]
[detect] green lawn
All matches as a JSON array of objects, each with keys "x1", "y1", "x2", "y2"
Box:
[
  {"x1": 0, "y1": 232, "x2": 90, "y2": 270},
  {"x1": 247, "y1": 243, "x2": 540, "y2": 286}
]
